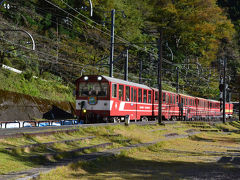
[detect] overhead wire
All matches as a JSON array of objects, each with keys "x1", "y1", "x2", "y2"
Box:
[
  {"x1": 0, "y1": 37, "x2": 85, "y2": 68},
  {"x1": 3, "y1": 0, "x2": 221, "y2": 92},
  {"x1": 43, "y1": 0, "x2": 175, "y2": 65}
]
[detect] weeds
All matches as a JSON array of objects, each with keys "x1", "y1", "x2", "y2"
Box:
[{"x1": 0, "y1": 69, "x2": 74, "y2": 102}]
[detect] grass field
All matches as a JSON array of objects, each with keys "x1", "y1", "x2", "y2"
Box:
[{"x1": 0, "y1": 121, "x2": 240, "y2": 179}]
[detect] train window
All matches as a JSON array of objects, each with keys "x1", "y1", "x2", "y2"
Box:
[
  {"x1": 143, "y1": 90, "x2": 147, "y2": 103},
  {"x1": 112, "y1": 84, "x2": 117, "y2": 98},
  {"x1": 170, "y1": 95, "x2": 172, "y2": 104},
  {"x1": 186, "y1": 98, "x2": 188, "y2": 105},
  {"x1": 163, "y1": 93, "x2": 166, "y2": 103},
  {"x1": 166, "y1": 94, "x2": 169, "y2": 103},
  {"x1": 119, "y1": 85, "x2": 124, "y2": 101},
  {"x1": 126, "y1": 86, "x2": 130, "y2": 101},
  {"x1": 131, "y1": 87, "x2": 133, "y2": 102},
  {"x1": 182, "y1": 98, "x2": 185, "y2": 105},
  {"x1": 138, "y1": 89, "x2": 142, "y2": 102},
  {"x1": 173, "y1": 95, "x2": 175, "y2": 104},
  {"x1": 79, "y1": 82, "x2": 108, "y2": 97},
  {"x1": 155, "y1": 91, "x2": 158, "y2": 103},
  {"x1": 148, "y1": 91, "x2": 152, "y2": 103},
  {"x1": 134, "y1": 89, "x2": 137, "y2": 102},
  {"x1": 176, "y1": 95, "x2": 179, "y2": 103}
]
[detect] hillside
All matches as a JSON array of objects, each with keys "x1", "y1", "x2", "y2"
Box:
[{"x1": 0, "y1": 0, "x2": 239, "y2": 101}]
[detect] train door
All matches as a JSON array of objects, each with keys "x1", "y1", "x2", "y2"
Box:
[
  {"x1": 111, "y1": 83, "x2": 118, "y2": 115},
  {"x1": 131, "y1": 87, "x2": 137, "y2": 120},
  {"x1": 153, "y1": 90, "x2": 157, "y2": 117},
  {"x1": 136, "y1": 88, "x2": 143, "y2": 120}
]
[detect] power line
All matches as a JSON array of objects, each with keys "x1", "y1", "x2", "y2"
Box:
[
  {"x1": 43, "y1": 0, "x2": 175, "y2": 65},
  {"x1": 0, "y1": 37, "x2": 85, "y2": 67}
]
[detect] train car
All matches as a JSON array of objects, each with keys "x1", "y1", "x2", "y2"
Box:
[
  {"x1": 152, "y1": 89, "x2": 179, "y2": 120},
  {"x1": 178, "y1": 94, "x2": 197, "y2": 120},
  {"x1": 207, "y1": 99, "x2": 221, "y2": 120},
  {"x1": 225, "y1": 103, "x2": 234, "y2": 118},
  {"x1": 75, "y1": 75, "x2": 234, "y2": 123},
  {"x1": 75, "y1": 75, "x2": 154, "y2": 123}
]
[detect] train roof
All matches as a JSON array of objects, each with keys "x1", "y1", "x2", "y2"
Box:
[
  {"x1": 77, "y1": 75, "x2": 224, "y2": 103},
  {"x1": 102, "y1": 76, "x2": 152, "y2": 90},
  {"x1": 151, "y1": 88, "x2": 178, "y2": 94}
]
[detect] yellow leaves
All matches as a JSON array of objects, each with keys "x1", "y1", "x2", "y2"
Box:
[
  {"x1": 195, "y1": 23, "x2": 216, "y2": 35},
  {"x1": 215, "y1": 20, "x2": 235, "y2": 40}
]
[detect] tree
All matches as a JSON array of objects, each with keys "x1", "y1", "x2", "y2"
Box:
[{"x1": 147, "y1": 0, "x2": 235, "y2": 64}]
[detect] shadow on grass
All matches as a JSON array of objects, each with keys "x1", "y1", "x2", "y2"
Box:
[
  {"x1": 190, "y1": 134, "x2": 240, "y2": 144},
  {"x1": 69, "y1": 154, "x2": 240, "y2": 180},
  {"x1": 189, "y1": 135, "x2": 215, "y2": 142}
]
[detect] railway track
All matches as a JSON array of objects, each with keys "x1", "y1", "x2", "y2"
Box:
[{"x1": 0, "y1": 121, "x2": 158, "y2": 138}]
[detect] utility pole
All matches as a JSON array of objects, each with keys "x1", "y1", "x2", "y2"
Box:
[
  {"x1": 109, "y1": 9, "x2": 115, "y2": 77},
  {"x1": 176, "y1": 67, "x2": 179, "y2": 93},
  {"x1": 139, "y1": 57, "x2": 142, "y2": 84},
  {"x1": 56, "y1": 17, "x2": 59, "y2": 62},
  {"x1": 158, "y1": 30, "x2": 163, "y2": 124},
  {"x1": 239, "y1": 94, "x2": 240, "y2": 122},
  {"x1": 124, "y1": 49, "x2": 128, "y2": 81},
  {"x1": 239, "y1": 93, "x2": 240, "y2": 122},
  {"x1": 223, "y1": 58, "x2": 226, "y2": 123}
]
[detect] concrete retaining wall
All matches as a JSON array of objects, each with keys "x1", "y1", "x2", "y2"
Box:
[{"x1": 0, "y1": 89, "x2": 75, "y2": 122}]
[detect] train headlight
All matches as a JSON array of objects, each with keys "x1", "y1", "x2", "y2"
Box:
[
  {"x1": 84, "y1": 76, "x2": 89, "y2": 81},
  {"x1": 82, "y1": 109, "x2": 87, "y2": 113},
  {"x1": 97, "y1": 76, "x2": 102, "y2": 81}
]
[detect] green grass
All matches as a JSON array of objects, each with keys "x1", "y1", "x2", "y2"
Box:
[
  {"x1": 215, "y1": 122, "x2": 239, "y2": 131},
  {"x1": 0, "y1": 68, "x2": 74, "y2": 102},
  {"x1": 37, "y1": 131, "x2": 240, "y2": 180},
  {"x1": 1, "y1": 122, "x2": 240, "y2": 178},
  {"x1": 37, "y1": 123, "x2": 240, "y2": 180}
]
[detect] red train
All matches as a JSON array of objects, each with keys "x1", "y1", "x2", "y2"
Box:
[{"x1": 75, "y1": 75, "x2": 233, "y2": 123}]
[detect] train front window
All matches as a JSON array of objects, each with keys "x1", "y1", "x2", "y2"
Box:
[{"x1": 79, "y1": 82, "x2": 108, "y2": 97}]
